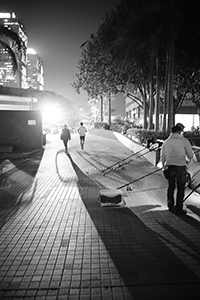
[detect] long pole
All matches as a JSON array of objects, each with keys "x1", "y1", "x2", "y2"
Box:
[
  {"x1": 117, "y1": 168, "x2": 162, "y2": 190},
  {"x1": 183, "y1": 183, "x2": 200, "y2": 203}
]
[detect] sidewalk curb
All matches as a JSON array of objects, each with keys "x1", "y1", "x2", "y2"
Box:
[{"x1": 0, "y1": 147, "x2": 43, "y2": 160}]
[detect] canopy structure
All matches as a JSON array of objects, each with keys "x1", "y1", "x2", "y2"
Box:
[{"x1": 0, "y1": 95, "x2": 37, "y2": 110}]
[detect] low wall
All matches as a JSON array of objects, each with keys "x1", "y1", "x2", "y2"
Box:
[
  {"x1": 89, "y1": 129, "x2": 200, "y2": 193},
  {"x1": 0, "y1": 110, "x2": 43, "y2": 151},
  {"x1": 88, "y1": 128, "x2": 117, "y2": 140},
  {"x1": 89, "y1": 128, "x2": 200, "y2": 164},
  {"x1": 113, "y1": 132, "x2": 159, "y2": 166},
  {"x1": 89, "y1": 129, "x2": 158, "y2": 166}
]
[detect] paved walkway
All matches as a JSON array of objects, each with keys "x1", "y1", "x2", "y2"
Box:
[{"x1": 0, "y1": 132, "x2": 200, "y2": 300}]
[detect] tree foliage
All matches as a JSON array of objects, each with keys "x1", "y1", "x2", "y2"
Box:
[{"x1": 73, "y1": 0, "x2": 200, "y2": 130}]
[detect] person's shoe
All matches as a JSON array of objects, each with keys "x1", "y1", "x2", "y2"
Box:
[{"x1": 175, "y1": 209, "x2": 187, "y2": 216}]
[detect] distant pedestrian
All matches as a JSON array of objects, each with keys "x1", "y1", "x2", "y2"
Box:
[
  {"x1": 77, "y1": 122, "x2": 87, "y2": 149},
  {"x1": 60, "y1": 124, "x2": 71, "y2": 151},
  {"x1": 161, "y1": 124, "x2": 193, "y2": 215}
]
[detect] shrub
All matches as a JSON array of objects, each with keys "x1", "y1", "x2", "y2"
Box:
[
  {"x1": 94, "y1": 120, "x2": 133, "y2": 133},
  {"x1": 183, "y1": 129, "x2": 200, "y2": 137},
  {"x1": 109, "y1": 123, "x2": 124, "y2": 133},
  {"x1": 126, "y1": 128, "x2": 169, "y2": 144},
  {"x1": 94, "y1": 122, "x2": 108, "y2": 129},
  {"x1": 183, "y1": 128, "x2": 200, "y2": 146},
  {"x1": 103, "y1": 123, "x2": 110, "y2": 130},
  {"x1": 94, "y1": 121, "x2": 169, "y2": 144}
]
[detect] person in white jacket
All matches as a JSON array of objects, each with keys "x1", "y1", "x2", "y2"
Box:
[
  {"x1": 77, "y1": 122, "x2": 87, "y2": 149},
  {"x1": 161, "y1": 124, "x2": 193, "y2": 215}
]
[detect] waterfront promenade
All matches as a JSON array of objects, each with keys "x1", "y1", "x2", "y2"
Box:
[{"x1": 0, "y1": 132, "x2": 200, "y2": 300}]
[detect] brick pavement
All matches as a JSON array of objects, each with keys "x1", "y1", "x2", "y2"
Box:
[{"x1": 0, "y1": 132, "x2": 200, "y2": 300}]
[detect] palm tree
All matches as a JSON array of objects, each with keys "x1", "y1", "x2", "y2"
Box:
[{"x1": 0, "y1": 25, "x2": 24, "y2": 73}]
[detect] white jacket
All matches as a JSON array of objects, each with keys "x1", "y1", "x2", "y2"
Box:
[
  {"x1": 161, "y1": 133, "x2": 193, "y2": 167},
  {"x1": 78, "y1": 125, "x2": 87, "y2": 136}
]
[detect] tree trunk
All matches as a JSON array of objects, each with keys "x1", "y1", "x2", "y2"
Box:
[
  {"x1": 100, "y1": 95, "x2": 103, "y2": 122},
  {"x1": 162, "y1": 51, "x2": 169, "y2": 132},
  {"x1": 108, "y1": 96, "x2": 111, "y2": 125},
  {"x1": 141, "y1": 82, "x2": 148, "y2": 129},
  {"x1": 155, "y1": 56, "x2": 160, "y2": 130},
  {"x1": 148, "y1": 76, "x2": 154, "y2": 130},
  {"x1": 167, "y1": 42, "x2": 175, "y2": 133},
  {"x1": 143, "y1": 98, "x2": 148, "y2": 129},
  {"x1": 198, "y1": 108, "x2": 200, "y2": 127}
]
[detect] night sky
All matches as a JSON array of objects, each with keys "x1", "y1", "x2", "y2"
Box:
[{"x1": 0, "y1": 0, "x2": 121, "y2": 105}]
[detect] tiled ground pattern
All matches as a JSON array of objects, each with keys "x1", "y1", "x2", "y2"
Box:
[{"x1": 0, "y1": 134, "x2": 200, "y2": 299}]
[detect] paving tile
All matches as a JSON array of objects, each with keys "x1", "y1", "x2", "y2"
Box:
[{"x1": 0, "y1": 133, "x2": 200, "y2": 299}]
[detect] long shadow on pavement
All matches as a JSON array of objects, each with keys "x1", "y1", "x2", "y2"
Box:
[
  {"x1": 156, "y1": 220, "x2": 200, "y2": 259},
  {"x1": 186, "y1": 204, "x2": 200, "y2": 220},
  {"x1": 0, "y1": 149, "x2": 44, "y2": 231},
  {"x1": 67, "y1": 153, "x2": 200, "y2": 299}
]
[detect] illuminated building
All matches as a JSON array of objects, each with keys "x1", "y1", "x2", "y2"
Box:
[
  {"x1": 125, "y1": 92, "x2": 199, "y2": 130},
  {"x1": 0, "y1": 12, "x2": 28, "y2": 89},
  {"x1": 27, "y1": 48, "x2": 44, "y2": 90}
]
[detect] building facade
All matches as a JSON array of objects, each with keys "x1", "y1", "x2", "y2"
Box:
[
  {"x1": 0, "y1": 12, "x2": 28, "y2": 89},
  {"x1": 125, "y1": 97, "x2": 143, "y2": 126},
  {"x1": 27, "y1": 48, "x2": 44, "y2": 90},
  {"x1": 125, "y1": 94, "x2": 199, "y2": 130}
]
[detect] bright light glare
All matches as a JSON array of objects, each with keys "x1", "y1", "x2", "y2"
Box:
[
  {"x1": 27, "y1": 48, "x2": 37, "y2": 55},
  {"x1": 41, "y1": 104, "x2": 62, "y2": 124},
  {"x1": 0, "y1": 13, "x2": 11, "y2": 18}
]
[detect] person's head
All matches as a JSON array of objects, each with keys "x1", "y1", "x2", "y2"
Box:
[
  {"x1": 172, "y1": 125, "x2": 182, "y2": 134},
  {"x1": 80, "y1": 122, "x2": 83, "y2": 126},
  {"x1": 175, "y1": 123, "x2": 184, "y2": 131},
  {"x1": 64, "y1": 124, "x2": 67, "y2": 128}
]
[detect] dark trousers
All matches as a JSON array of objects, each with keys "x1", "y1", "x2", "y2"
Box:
[
  {"x1": 167, "y1": 165, "x2": 186, "y2": 212},
  {"x1": 63, "y1": 140, "x2": 68, "y2": 150},
  {"x1": 80, "y1": 136, "x2": 85, "y2": 149}
]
